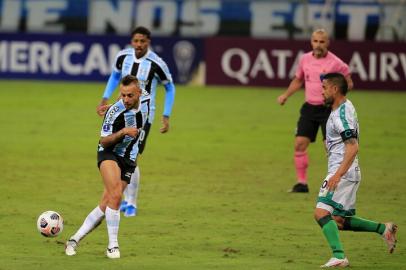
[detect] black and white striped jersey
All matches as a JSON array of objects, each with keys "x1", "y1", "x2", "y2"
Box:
[
  {"x1": 98, "y1": 97, "x2": 150, "y2": 162},
  {"x1": 112, "y1": 48, "x2": 173, "y2": 122}
]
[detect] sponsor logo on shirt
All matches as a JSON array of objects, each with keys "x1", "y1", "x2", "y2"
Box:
[{"x1": 105, "y1": 105, "x2": 120, "y2": 125}]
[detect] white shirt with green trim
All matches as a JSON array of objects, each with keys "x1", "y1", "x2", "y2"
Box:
[{"x1": 325, "y1": 99, "x2": 360, "y2": 177}]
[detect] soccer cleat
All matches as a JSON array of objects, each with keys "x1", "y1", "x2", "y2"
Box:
[
  {"x1": 65, "y1": 239, "x2": 78, "y2": 256},
  {"x1": 320, "y1": 257, "x2": 349, "y2": 268},
  {"x1": 288, "y1": 183, "x2": 309, "y2": 193},
  {"x1": 382, "y1": 222, "x2": 398, "y2": 253},
  {"x1": 106, "y1": 247, "x2": 120, "y2": 259},
  {"x1": 119, "y1": 200, "x2": 128, "y2": 212},
  {"x1": 124, "y1": 205, "x2": 137, "y2": 217}
]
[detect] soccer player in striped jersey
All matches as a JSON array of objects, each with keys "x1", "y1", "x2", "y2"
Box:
[
  {"x1": 97, "y1": 26, "x2": 176, "y2": 217},
  {"x1": 66, "y1": 75, "x2": 150, "y2": 259},
  {"x1": 315, "y1": 73, "x2": 397, "y2": 268}
]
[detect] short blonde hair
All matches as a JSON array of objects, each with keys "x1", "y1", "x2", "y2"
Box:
[{"x1": 312, "y1": 28, "x2": 329, "y2": 39}]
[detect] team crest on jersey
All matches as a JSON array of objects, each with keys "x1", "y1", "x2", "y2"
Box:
[{"x1": 103, "y1": 124, "x2": 111, "y2": 132}]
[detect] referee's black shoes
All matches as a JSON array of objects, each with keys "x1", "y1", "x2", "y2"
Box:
[{"x1": 289, "y1": 183, "x2": 309, "y2": 193}]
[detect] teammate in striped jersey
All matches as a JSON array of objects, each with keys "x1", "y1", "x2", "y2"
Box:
[
  {"x1": 96, "y1": 26, "x2": 176, "y2": 217},
  {"x1": 66, "y1": 75, "x2": 149, "y2": 259},
  {"x1": 314, "y1": 73, "x2": 397, "y2": 268}
]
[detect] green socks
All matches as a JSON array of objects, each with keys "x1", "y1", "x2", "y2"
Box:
[
  {"x1": 318, "y1": 215, "x2": 345, "y2": 259},
  {"x1": 343, "y1": 216, "x2": 385, "y2": 234},
  {"x1": 317, "y1": 215, "x2": 385, "y2": 260}
]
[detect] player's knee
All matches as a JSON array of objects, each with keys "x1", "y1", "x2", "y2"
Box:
[
  {"x1": 107, "y1": 188, "x2": 122, "y2": 207},
  {"x1": 100, "y1": 196, "x2": 108, "y2": 208},
  {"x1": 294, "y1": 142, "x2": 307, "y2": 152},
  {"x1": 295, "y1": 137, "x2": 310, "y2": 151},
  {"x1": 314, "y1": 208, "x2": 331, "y2": 222},
  {"x1": 314, "y1": 209, "x2": 323, "y2": 220},
  {"x1": 333, "y1": 216, "x2": 345, "y2": 229},
  {"x1": 111, "y1": 190, "x2": 122, "y2": 202}
]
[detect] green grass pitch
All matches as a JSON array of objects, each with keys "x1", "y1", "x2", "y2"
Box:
[{"x1": 0, "y1": 80, "x2": 405, "y2": 269}]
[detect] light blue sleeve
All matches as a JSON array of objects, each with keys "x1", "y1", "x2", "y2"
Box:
[
  {"x1": 163, "y1": 82, "x2": 175, "y2": 117},
  {"x1": 102, "y1": 70, "x2": 121, "y2": 99}
]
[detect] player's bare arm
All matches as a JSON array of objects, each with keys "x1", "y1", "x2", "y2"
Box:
[
  {"x1": 100, "y1": 127, "x2": 139, "y2": 148},
  {"x1": 277, "y1": 77, "x2": 303, "y2": 105},
  {"x1": 97, "y1": 98, "x2": 111, "y2": 116},
  {"x1": 327, "y1": 138, "x2": 359, "y2": 190}
]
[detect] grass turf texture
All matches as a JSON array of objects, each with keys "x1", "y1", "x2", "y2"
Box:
[{"x1": 0, "y1": 80, "x2": 405, "y2": 270}]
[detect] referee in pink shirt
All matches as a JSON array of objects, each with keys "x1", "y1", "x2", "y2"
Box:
[{"x1": 277, "y1": 29, "x2": 354, "y2": 193}]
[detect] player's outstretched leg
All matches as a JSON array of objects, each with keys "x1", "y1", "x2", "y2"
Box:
[
  {"x1": 341, "y1": 217, "x2": 398, "y2": 253},
  {"x1": 382, "y1": 222, "x2": 398, "y2": 253},
  {"x1": 65, "y1": 206, "x2": 105, "y2": 256}
]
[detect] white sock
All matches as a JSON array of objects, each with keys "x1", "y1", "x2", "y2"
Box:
[
  {"x1": 126, "y1": 166, "x2": 140, "y2": 207},
  {"x1": 71, "y1": 206, "x2": 104, "y2": 242},
  {"x1": 105, "y1": 206, "x2": 120, "y2": 248}
]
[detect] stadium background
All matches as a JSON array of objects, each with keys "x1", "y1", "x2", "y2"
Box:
[
  {"x1": 1, "y1": 0, "x2": 405, "y2": 90},
  {"x1": 0, "y1": 1, "x2": 405, "y2": 270}
]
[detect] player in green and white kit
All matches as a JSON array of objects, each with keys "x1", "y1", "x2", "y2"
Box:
[{"x1": 314, "y1": 73, "x2": 398, "y2": 268}]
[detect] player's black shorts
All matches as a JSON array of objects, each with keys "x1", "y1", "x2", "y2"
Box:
[
  {"x1": 138, "y1": 121, "x2": 151, "y2": 154},
  {"x1": 296, "y1": 102, "x2": 331, "y2": 142},
  {"x1": 97, "y1": 151, "x2": 136, "y2": 184}
]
